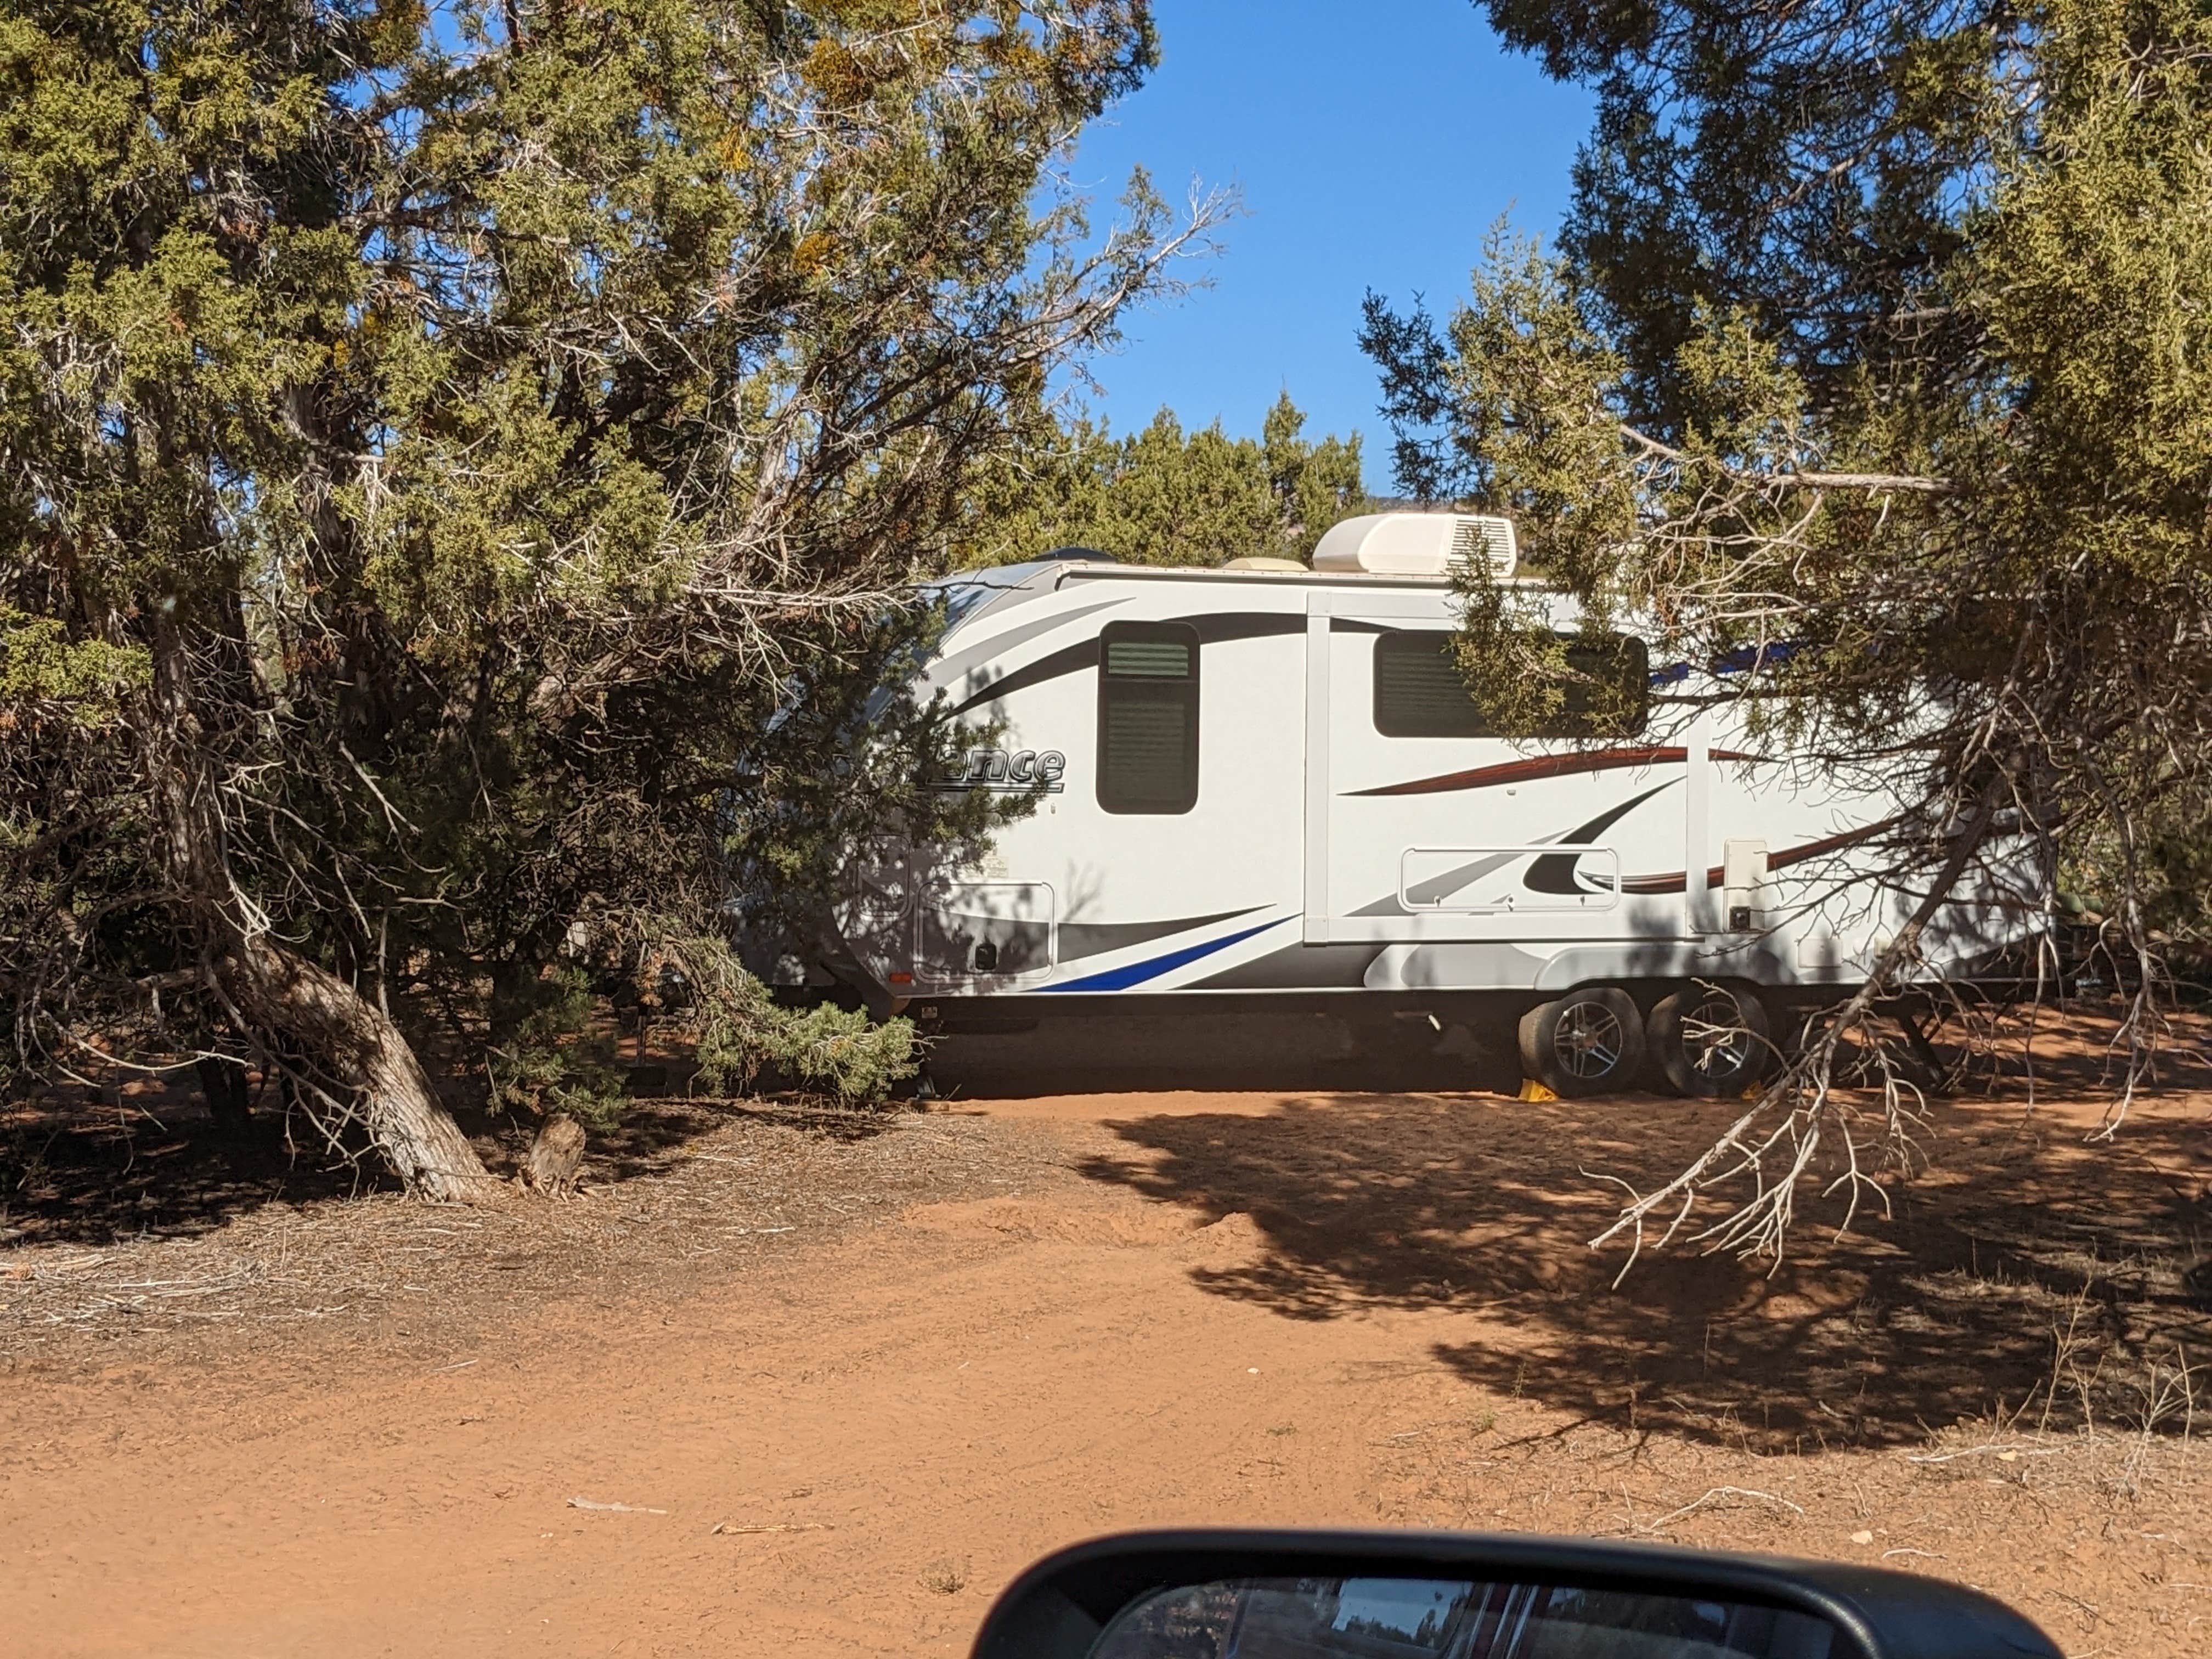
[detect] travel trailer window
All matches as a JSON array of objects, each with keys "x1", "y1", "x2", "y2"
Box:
[
  {"x1": 1373, "y1": 631, "x2": 1649, "y2": 738},
  {"x1": 1097, "y1": 620, "x2": 1200, "y2": 813}
]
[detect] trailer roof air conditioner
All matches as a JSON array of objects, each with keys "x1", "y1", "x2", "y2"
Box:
[{"x1": 1311, "y1": 512, "x2": 1517, "y2": 579}]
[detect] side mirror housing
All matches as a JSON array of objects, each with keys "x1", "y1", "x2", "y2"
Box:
[{"x1": 971, "y1": 1530, "x2": 2060, "y2": 1659}]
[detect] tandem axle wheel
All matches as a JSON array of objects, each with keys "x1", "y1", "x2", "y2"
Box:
[{"x1": 1517, "y1": 980, "x2": 1775, "y2": 1100}]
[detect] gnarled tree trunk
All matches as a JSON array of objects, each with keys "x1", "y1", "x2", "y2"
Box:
[
  {"x1": 139, "y1": 620, "x2": 494, "y2": 1202},
  {"x1": 228, "y1": 939, "x2": 495, "y2": 1201}
]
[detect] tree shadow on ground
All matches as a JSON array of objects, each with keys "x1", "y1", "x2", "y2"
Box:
[
  {"x1": 0, "y1": 1076, "x2": 909, "y2": 1250},
  {"x1": 1077, "y1": 1091, "x2": 2212, "y2": 1450},
  {"x1": 584, "y1": 1096, "x2": 910, "y2": 1186},
  {"x1": 0, "y1": 1090, "x2": 399, "y2": 1249}
]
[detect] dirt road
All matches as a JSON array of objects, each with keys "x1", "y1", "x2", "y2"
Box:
[{"x1": 4, "y1": 1085, "x2": 2209, "y2": 1656}]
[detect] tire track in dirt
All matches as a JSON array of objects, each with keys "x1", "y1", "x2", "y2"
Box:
[
  {"x1": 3, "y1": 1088, "x2": 2208, "y2": 1657},
  {"x1": 1, "y1": 1132, "x2": 1484, "y2": 1657}
]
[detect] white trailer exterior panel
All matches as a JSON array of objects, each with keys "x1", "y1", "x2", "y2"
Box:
[{"x1": 826, "y1": 556, "x2": 2026, "y2": 1010}]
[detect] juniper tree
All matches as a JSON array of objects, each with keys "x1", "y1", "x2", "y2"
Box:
[
  {"x1": 957, "y1": 391, "x2": 1365, "y2": 567},
  {"x1": 1364, "y1": 0, "x2": 2212, "y2": 1256},
  {"x1": 0, "y1": 0, "x2": 1214, "y2": 1194}
]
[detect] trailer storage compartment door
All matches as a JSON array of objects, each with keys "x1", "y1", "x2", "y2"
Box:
[{"x1": 917, "y1": 882, "x2": 1056, "y2": 985}]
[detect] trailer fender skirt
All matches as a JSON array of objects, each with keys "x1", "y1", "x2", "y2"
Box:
[
  {"x1": 1363, "y1": 943, "x2": 1553, "y2": 992},
  {"x1": 1533, "y1": 941, "x2": 1792, "y2": 990},
  {"x1": 1363, "y1": 940, "x2": 1793, "y2": 993}
]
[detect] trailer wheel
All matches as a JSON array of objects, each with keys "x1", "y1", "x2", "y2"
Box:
[
  {"x1": 1648, "y1": 981, "x2": 1773, "y2": 1097},
  {"x1": 1517, "y1": 987, "x2": 1646, "y2": 1098}
]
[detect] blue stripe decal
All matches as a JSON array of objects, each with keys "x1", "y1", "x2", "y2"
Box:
[{"x1": 1041, "y1": 918, "x2": 1290, "y2": 993}]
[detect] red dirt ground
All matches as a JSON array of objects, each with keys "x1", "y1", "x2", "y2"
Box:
[{"x1": 3, "y1": 1076, "x2": 2209, "y2": 1657}]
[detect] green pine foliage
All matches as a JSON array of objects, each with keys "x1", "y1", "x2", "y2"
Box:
[
  {"x1": 696, "y1": 998, "x2": 919, "y2": 1107},
  {"x1": 1369, "y1": 1, "x2": 2212, "y2": 926},
  {"x1": 484, "y1": 967, "x2": 628, "y2": 1129},
  {"x1": 1473, "y1": 0, "x2": 2016, "y2": 427},
  {"x1": 0, "y1": 1, "x2": 1200, "y2": 1173},
  {"x1": 1362, "y1": 0, "x2": 2212, "y2": 1248},
  {"x1": 673, "y1": 936, "x2": 919, "y2": 1107},
  {"x1": 957, "y1": 392, "x2": 1366, "y2": 568}
]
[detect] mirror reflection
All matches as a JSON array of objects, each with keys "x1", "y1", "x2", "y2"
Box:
[{"x1": 1091, "y1": 1576, "x2": 1842, "y2": 1659}]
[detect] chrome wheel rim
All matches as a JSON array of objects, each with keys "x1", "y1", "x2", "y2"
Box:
[{"x1": 1553, "y1": 999, "x2": 1625, "y2": 1080}]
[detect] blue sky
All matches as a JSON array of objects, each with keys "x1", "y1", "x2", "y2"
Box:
[{"x1": 1063, "y1": 1, "x2": 1591, "y2": 476}]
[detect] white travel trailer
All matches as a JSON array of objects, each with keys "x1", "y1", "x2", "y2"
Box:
[{"x1": 818, "y1": 514, "x2": 2029, "y2": 1097}]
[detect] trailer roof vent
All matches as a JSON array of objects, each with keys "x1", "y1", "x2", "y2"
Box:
[{"x1": 1311, "y1": 512, "x2": 1517, "y2": 579}]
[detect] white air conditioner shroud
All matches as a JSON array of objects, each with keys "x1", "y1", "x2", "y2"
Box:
[{"x1": 1311, "y1": 512, "x2": 1517, "y2": 578}]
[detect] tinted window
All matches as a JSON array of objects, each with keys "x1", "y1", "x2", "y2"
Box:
[
  {"x1": 1373, "y1": 631, "x2": 1649, "y2": 740},
  {"x1": 1094, "y1": 1577, "x2": 1839, "y2": 1659},
  {"x1": 1374, "y1": 632, "x2": 1495, "y2": 738},
  {"x1": 1098, "y1": 621, "x2": 1199, "y2": 814}
]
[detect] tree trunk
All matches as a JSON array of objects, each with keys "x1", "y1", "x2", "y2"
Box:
[
  {"x1": 525, "y1": 1112, "x2": 587, "y2": 1196},
  {"x1": 138, "y1": 619, "x2": 494, "y2": 1202},
  {"x1": 194, "y1": 1054, "x2": 252, "y2": 1133},
  {"x1": 228, "y1": 938, "x2": 495, "y2": 1202}
]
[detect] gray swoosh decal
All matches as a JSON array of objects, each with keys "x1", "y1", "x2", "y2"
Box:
[
  {"x1": 1191, "y1": 941, "x2": 1384, "y2": 990},
  {"x1": 1347, "y1": 781, "x2": 1680, "y2": 913},
  {"x1": 1522, "y1": 782, "x2": 1676, "y2": 893},
  {"x1": 945, "y1": 636, "x2": 1099, "y2": 719},
  {"x1": 943, "y1": 611, "x2": 1305, "y2": 719},
  {"x1": 1057, "y1": 906, "x2": 1267, "y2": 964},
  {"x1": 1403, "y1": 846, "x2": 1549, "y2": 909},
  {"x1": 1352, "y1": 845, "x2": 1558, "y2": 915},
  {"x1": 927, "y1": 597, "x2": 1126, "y2": 696}
]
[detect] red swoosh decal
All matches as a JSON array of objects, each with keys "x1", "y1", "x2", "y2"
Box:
[
  {"x1": 1350, "y1": 746, "x2": 1763, "y2": 798},
  {"x1": 1616, "y1": 816, "x2": 1904, "y2": 894}
]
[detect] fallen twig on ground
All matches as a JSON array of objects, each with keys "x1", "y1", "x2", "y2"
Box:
[{"x1": 1641, "y1": 1486, "x2": 1805, "y2": 1533}]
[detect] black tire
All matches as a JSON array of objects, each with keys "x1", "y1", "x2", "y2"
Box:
[
  {"x1": 1517, "y1": 987, "x2": 1647, "y2": 1098},
  {"x1": 1649, "y1": 980, "x2": 1773, "y2": 1097}
]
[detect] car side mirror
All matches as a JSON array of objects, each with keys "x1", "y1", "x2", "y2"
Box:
[{"x1": 970, "y1": 1530, "x2": 2060, "y2": 1659}]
